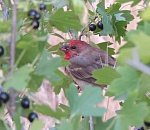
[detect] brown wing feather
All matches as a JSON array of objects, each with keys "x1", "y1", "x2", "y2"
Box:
[{"x1": 66, "y1": 47, "x2": 116, "y2": 87}]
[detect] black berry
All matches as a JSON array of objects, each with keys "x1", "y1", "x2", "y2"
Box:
[
  {"x1": 34, "y1": 12, "x2": 41, "y2": 20},
  {"x1": 0, "y1": 46, "x2": 4, "y2": 57},
  {"x1": 39, "y1": 3, "x2": 46, "y2": 10},
  {"x1": 28, "y1": 112, "x2": 38, "y2": 122},
  {"x1": 0, "y1": 92, "x2": 9, "y2": 103},
  {"x1": 89, "y1": 24, "x2": 96, "y2": 31},
  {"x1": 144, "y1": 121, "x2": 150, "y2": 127},
  {"x1": 137, "y1": 127, "x2": 144, "y2": 130},
  {"x1": 28, "y1": 9, "x2": 37, "y2": 19},
  {"x1": 97, "y1": 21, "x2": 103, "y2": 30},
  {"x1": 21, "y1": 98, "x2": 30, "y2": 109},
  {"x1": 31, "y1": 21, "x2": 39, "y2": 29}
]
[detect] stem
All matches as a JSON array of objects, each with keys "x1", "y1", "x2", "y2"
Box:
[
  {"x1": 14, "y1": 49, "x2": 27, "y2": 67},
  {"x1": 10, "y1": 0, "x2": 17, "y2": 70},
  {"x1": 2, "y1": 118, "x2": 11, "y2": 130},
  {"x1": 79, "y1": 16, "x2": 98, "y2": 40},
  {"x1": 89, "y1": 116, "x2": 94, "y2": 130},
  {"x1": 106, "y1": 119, "x2": 116, "y2": 130},
  {"x1": 31, "y1": 54, "x2": 41, "y2": 67}
]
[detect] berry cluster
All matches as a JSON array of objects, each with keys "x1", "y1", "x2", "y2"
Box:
[
  {"x1": 27, "y1": 3, "x2": 46, "y2": 29},
  {"x1": 21, "y1": 98, "x2": 38, "y2": 122},
  {"x1": 89, "y1": 21, "x2": 103, "y2": 31}
]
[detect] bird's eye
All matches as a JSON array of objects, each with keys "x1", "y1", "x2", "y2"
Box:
[{"x1": 71, "y1": 46, "x2": 76, "y2": 50}]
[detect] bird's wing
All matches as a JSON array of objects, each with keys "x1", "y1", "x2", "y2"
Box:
[{"x1": 67, "y1": 49, "x2": 116, "y2": 86}]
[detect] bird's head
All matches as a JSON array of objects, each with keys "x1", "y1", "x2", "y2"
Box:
[{"x1": 60, "y1": 40, "x2": 88, "y2": 60}]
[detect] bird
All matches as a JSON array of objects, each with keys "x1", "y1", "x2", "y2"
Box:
[{"x1": 59, "y1": 40, "x2": 116, "y2": 90}]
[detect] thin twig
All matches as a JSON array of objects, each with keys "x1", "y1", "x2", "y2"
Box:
[
  {"x1": 89, "y1": 116, "x2": 94, "y2": 130},
  {"x1": 79, "y1": 16, "x2": 98, "y2": 40},
  {"x1": 6, "y1": 88, "x2": 17, "y2": 117},
  {"x1": 10, "y1": 0, "x2": 17, "y2": 70},
  {"x1": 69, "y1": 29, "x2": 76, "y2": 40},
  {"x1": 127, "y1": 48, "x2": 150, "y2": 75}
]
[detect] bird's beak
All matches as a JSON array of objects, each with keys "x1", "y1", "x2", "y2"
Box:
[{"x1": 59, "y1": 43, "x2": 70, "y2": 52}]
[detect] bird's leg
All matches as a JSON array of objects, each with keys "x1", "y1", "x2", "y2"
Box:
[{"x1": 89, "y1": 116, "x2": 94, "y2": 130}]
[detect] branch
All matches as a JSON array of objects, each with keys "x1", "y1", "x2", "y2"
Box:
[
  {"x1": 69, "y1": 29, "x2": 76, "y2": 40},
  {"x1": 6, "y1": 88, "x2": 17, "y2": 117},
  {"x1": 127, "y1": 48, "x2": 150, "y2": 75},
  {"x1": 10, "y1": 0, "x2": 17, "y2": 69},
  {"x1": 79, "y1": 16, "x2": 98, "y2": 40}
]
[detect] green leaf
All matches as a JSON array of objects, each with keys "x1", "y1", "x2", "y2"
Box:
[
  {"x1": 3, "y1": 65, "x2": 32, "y2": 91},
  {"x1": 117, "y1": 47, "x2": 132, "y2": 65},
  {"x1": 113, "y1": 91, "x2": 148, "y2": 130},
  {"x1": 15, "y1": 47, "x2": 39, "y2": 67},
  {"x1": 0, "y1": 21, "x2": 11, "y2": 33},
  {"x1": 120, "y1": 10, "x2": 134, "y2": 22},
  {"x1": 34, "y1": 105, "x2": 68, "y2": 120},
  {"x1": 116, "y1": 0, "x2": 141, "y2": 6},
  {"x1": 66, "y1": 84, "x2": 105, "y2": 117},
  {"x1": 95, "y1": 117, "x2": 115, "y2": 130},
  {"x1": 14, "y1": 108, "x2": 22, "y2": 130},
  {"x1": 56, "y1": 117, "x2": 81, "y2": 130},
  {"x1": 138, "y1": 22, "x2": 150, "y2": 36},
  {"x1": 27, "y1": 73, "x2": 43, "y2": 92},
  {"x1": 0, "y1": 120, "x2": 7, "y2": 130},
  {"x1": 107, "y1": 66, "x2": 140, "y2": 98},
  {"x1": 71, "y1": 0, "x2": 88, "y2": 25},
  {"x1": 127, "y1": 31, "x2": 150, "y2": 63},
  {"x1": 93, "y1": 66, "x2": 120, "y2": 85},
  {"x1": 29, "y1": 120, "x2": 44, "y2": 130},
  {"x1": 115, "y1": 21, "x2": 127, "y2": 43},
  {"x1": 97, "y1": 42, "x2": 115, "y2": 55},
  {"x1": 54, "y1": 76, "x2": 72, "y2": 94},
  {"x1": 138, "y1": 74, "x2": 150, "y2": 106},
  {"x1": 49, "y1": 9, "x2": 82, "y2": 32},
  {"x1": 35, "y1": 51, "x2": 63, "y2": 84},
  {"x1": 50, "y1": 0, "x2": 69, "y2": 9},
  {"x1": 18, "y1": 1, "x2": 29, "y2": 11},
  {"x1": 16, "y1": 33, "x2": 38, "y2": 49},
  {"x1": 79, "y1": 117, "x2": 89, "y2": 130},
  {"x1": 97, "y1": 1, "x2": 114, "y2": 35},
  {"x1": 59, "y1": 104, "x2": 70, "y2": 113}
]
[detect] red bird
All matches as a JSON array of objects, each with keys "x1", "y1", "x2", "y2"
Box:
[{"x1": 60, "y1": 40, "x2": 116, "y2": 89}]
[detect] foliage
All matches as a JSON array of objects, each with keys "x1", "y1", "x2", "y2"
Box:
[{"x1": 0, "y1": 0, "x2": 150, "y2": 130}]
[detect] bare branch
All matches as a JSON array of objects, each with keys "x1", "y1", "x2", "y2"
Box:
[
  {"x1": 127, "y1": 48, "x2": 150, "y2": 75},
  {"x1": 10, "y1": 0, "x2": 17, "y2": 69},
  {"x1": 79, "y1": 16, "x2": 98, "y2": 40}
]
